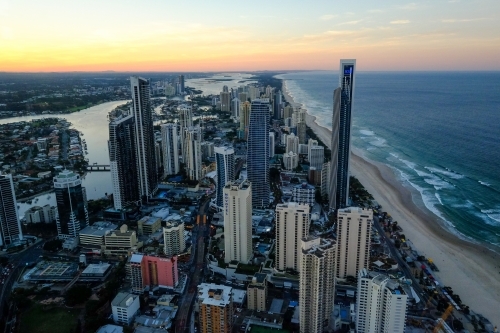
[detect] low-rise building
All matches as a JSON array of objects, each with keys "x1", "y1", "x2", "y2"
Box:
[
  {"x1": 79, "y1": 222, "x2": 117, "y2": 247},
  {"x1": 24, "y1": 204, "x2": 56, "y2": 224},
  {"x1": 80, "y1": 263, "x2": 113, "y2": 281},
  {"x1": 103, "y1": 224, "x2": 142, "y2": 256},
  {"x1": 111, "y1": 292, "x2": 140, "y2": 326},
  {"x1": 292, "y1": 182, "x2": 315, "y2": 206}
]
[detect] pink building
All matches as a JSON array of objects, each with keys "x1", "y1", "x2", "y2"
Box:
[{"x1": 142, "y1": 255, "x2": 179, "y2": 288}]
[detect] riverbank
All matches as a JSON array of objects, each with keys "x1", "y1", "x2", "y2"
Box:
[{"x1": 282, "y1": 81, "x2": 500, "y2": 326}]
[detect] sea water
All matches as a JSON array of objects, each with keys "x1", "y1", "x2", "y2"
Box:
[{"x1": 278, "y1": 71, "x2": 500, "y2": 248}]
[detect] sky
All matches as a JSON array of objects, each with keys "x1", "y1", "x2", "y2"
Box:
[{"x1": 0, "y1": 0, "x2": 499, "y2": 72}]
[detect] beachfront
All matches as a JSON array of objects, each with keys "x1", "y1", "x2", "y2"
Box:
[{"x1": 282, "y1": 82, "x2": 500, "y2": 327}]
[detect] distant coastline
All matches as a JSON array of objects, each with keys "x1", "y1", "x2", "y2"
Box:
[{"x1": 279, "y1": 77, "x2": 500, "y2": 327}]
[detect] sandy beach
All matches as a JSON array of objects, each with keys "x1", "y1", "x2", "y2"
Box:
[{"x1": 282, "y1": 83, "x2": 500, "y2": 326}]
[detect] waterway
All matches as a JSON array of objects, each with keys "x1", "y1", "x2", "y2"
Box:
[{"x1": 0, "y1": 100, "x2": 130, "y2": 216}]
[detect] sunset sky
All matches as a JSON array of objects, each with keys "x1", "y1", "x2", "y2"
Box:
[{"x1": 1, "y1": 0, "x2": 499, "y2": 72}]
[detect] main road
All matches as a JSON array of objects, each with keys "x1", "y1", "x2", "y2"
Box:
[{"x1": 175, "y1": 197, "x2": 210, "y2": 333}]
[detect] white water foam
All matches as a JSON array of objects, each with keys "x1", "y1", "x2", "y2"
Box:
[
  {"x1": 359, "y1": 129, "x2": 375, "y2": 136},
  {"x1": 480, "y1": 209, "x2": 500, "y2": 225},
  {"x1": 435, "y1": 193, "x2": 443, "y2": 205},
  {"x1": 423, "y1": 177, "x2": 454, "y2": 190},
  {"x1": 398, "y1": 158, "x2": 417, "y2": 170},
  {"x1": 425, "y1": 166, "x2": 464, "y2": 179},
  {"x1": 369, "y1": 137, "x2": 387, "y2": 147},
  {"x1": 479, "y1": 180, "x2": 491, "y2": 187}
]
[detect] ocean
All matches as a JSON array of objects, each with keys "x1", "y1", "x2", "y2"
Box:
[{"x1": 278, "y1": 71, "x2": 500, "y2": 248}]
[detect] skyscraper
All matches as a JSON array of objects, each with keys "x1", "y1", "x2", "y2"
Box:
[
  {"x1": 178, "y1": 105, "x2": 193, "y2": 158},
  {"x1": 269, "y1": 132, "x2": 275, "y2": 158},
  {"x1": 53, "y1": 170, "x2": 89, "y2": 239},
  {"x1": 0, "y1": 174, "x2": 23, "y2": 246},
  {"x1": 215, "y1": 146, "x2": 235, "y2": 208},
  {"x1": 161, "y1": 123, "x2": 180, "y2": 177},
  {"x1": 330, "y1": 59, "x2": 356, "y2": 210},
  {"x1": 231, "y1": 97, "x2": 240, "y2": 118},
  {"x1": 178, "y1": 75, "x2": 185, "y2": 94},
  {"x1": 275, "y1": 202, "x2": 310, "y2": 272},
  {"x1": 183, "y1": 127, "x2": 202, "y2": 181},
  {"x1": 109, "y1": 114, "x2": 140, "y2": 210},
  {"x1": 239, "y1": 101, "x2": 251, "y2": 140},
  {"x1": 356, "y1": 269, "x2": 408, "y2": 333},
  {"x1": 223, "y1": 180, "x2": 252, "y2": 263},
  {"x1": 273, "y1": 90, "x2": 282, "y2": 120},
  {"x1": 247, "y1": 99, "x2": 270, "y2": 208},
  {"x1": 285, "y1": 132, "x2": 299, "y2": 155},
  {"x1": 336, "y1": 207, "x2": 372, "y2": 279},
  {"x1": 198, "y1": 283, "x2": 233, "y2": 333},
  {"x1": 299, "y1": 237, "x2": 336, "y2": 333},
  {"x1": 220, "y1": 91, "x2": 231, "y2": 112},
  {"x1": 130, "y1": 76, "x2": 158, "y2": 201}
]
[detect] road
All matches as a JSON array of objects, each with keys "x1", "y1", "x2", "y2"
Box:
[{"x1": 175, "y1": 198, "x2": 210, "y2": 333}]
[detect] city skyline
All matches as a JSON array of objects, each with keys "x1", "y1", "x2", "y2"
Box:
[{"x1": 1, "y1": 0, "x2": 499, "y2": 72}]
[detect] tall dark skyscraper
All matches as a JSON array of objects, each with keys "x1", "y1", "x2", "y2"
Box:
[
  {"x1": 0, "y1": 174, "x2": 23, "y2": 246},
  {"x1": 53, "y1": 170, "x2": 89, "y2": 238},
  {"x1": 273, "y1": 90, "x2": 282, "y2": 120},
  {"x1": 109, "y1": 114, "x2": 140, "y2": 210},
  {"x1": 330, "y1": 59, "x2": 356, "y2": 210},
  {"x1": 130, "y1": 76, "x2": 158, "y2": 201},
  {"x1": 247, "y1": 99, "x2": 270, "y2": 208},
  {"x1": 178, "y1": 75, "x2": 185, "y2": 94}
]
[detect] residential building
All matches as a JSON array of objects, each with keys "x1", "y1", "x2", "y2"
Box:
[
  {"x1": 24, "y1": 204, "x2": 56, "y2": 224},
  {"x1": 285, "y1": 132, "x2": 299, "y2": 155},
  {"x1": 283, "y1": 151, "x2": 298, "y2": 171},
  {"x1": 321, "y1": 162, "x2": 330, "y2": 197},
  {"x1": 215, "y1": 146, "x2": 235, "y2": 208},
  {"x1": 163, "y1": 220, "x2": 186, "y2": 257},
  {"x1": 53, "y1": 170, "x2": 89, "y2": 239},
  {"x1": 223, "y1": 180, "x2": 252, "y2": 263},
  {"x1": 269, "y1": 132, "x2": 275, "y2": 158},
  {"x1": 248, "y1": 86, "x2": 260, "y2": 100},
  {"x1": 231, "y1": 97, "x2": 240, "y2": 118},
  {"x1": 220, "y1": 91, "x2": 231, "y2": 112},
  {"x1": 247, "y1": 273, "x2": 267, "y2": 311},
  {"x1": 111, "y1": 292, "x2": 140, "y2": 325},
  {"x1": 238, "y1": 92, "x2": 248, "y2": 103},
  {"x1": 137, "y1": 216, "x2": 162, "y2": 236},
  {"x1": 247, "y1": 99, "x2": 270, "y2": 208},
  {"x1": 178, "y1": 75, "x2": 185, "y2": 94},
  {"x1": 198, "y1": 283, "x2": 233, "y2": 333},
  {"x1": 299, "y1": 237, "x2": 336, "y2": 333},
  {"x1": 309, "y1": 145, "x2": 324, "y2": 170},
  {"x1": 239, "y1": 101, "x2": 251, "y2": 140},
  {"x1": 336, "y1": 207, "x2": 372, "y2": 279},
  {"x1": 109, "y1": 114, "x2": 140, "y2": 210},
  {"x1": 0, "y1": 174, "x2": 23, "y2": 246},
  {"x1": 273, "y1": 90, "x2": 282, "y2": 120},
  {"x1": 161, "y1": 123, "x2": 180, "y2": 177},
  {"x1": 296, "y1": 108, "x2": 307, "y2": 144},
  {"x1": 178, "y1": 105, "x2": 193, "y2": 157},
  {"x1": 201, "y1": 141, "x2": 215, "y2": 159},
  {"x1": 356, "y1": 269, "x2": 408, "y2": 333},
  {"x1": 330, "y1": 60, "x2": 356, "y2": 210},
  {"x1": 275, "y1": 203, "x2": 310, "y2": 272},
  {"x1": 129, "y1": 253, "x2": 144, "y2": 294},
  {"x1": 131, "y1": 76, "x2": 158, "y2": 200},
  {"x1": 283, "y1": 105, "x2": 294, "y2": 119},
  {"x1": 142, "y1": 255, "x2": 179, "y2": 288},
  {"x1": 291, "y1": 182, "x2": 316, "y2": 206},
  {"x1": 184, "y1": 127, "x2": 203, "y2": 181}
]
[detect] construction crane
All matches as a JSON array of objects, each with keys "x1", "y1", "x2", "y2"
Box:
[{"x1": 433, "y1": 305, "x2": 453, "y2": 333}]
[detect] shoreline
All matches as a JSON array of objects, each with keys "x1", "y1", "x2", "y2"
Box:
[{"x1": 281, "y1": 79, "x2": 500, "y2": 326}]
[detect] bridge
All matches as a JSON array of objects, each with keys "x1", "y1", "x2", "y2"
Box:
[{"x1": 86, "y1": 164, "x2": 110, "y2": 171}]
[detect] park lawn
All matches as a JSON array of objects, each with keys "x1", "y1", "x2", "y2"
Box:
[{"x1": 20, "y1": 304, "x2": 80, "y2": 333}]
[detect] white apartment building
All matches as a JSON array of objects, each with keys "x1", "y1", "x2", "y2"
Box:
[
  {"x1": 299, "y1": 237, "x2": 337, "y2": 333},
  {"x1": 163, "y1": 220, "x2": 185, "y2": 257},
  {"x1": 223, "y1": 180, "x2": 252, "y2": 263},
  {"x1": 285, "y1": 133, "x2": 299, "y2": 155},
  {"x1": 283, "y1": 151, "x2": 298, "y2": 170},
  {"x1": 336, "y1": 207, "x2": 373, "y2": 279},
  {"x1": 24, "y1": 204, "x2": 56, "y2": 224},
  {"x1": 161, "y1": 123, "x2": 180, "y2": 177},
  {"x1": 356, "y1": 269, "x2": 408, "y2": 333},
  {"x1": 111, "y1": 292, "x2": 140, "y2": 325},
  {"x1": 291, "y1": 183, "x2": 316, "y2": 206},
  {"x1": 275, "y1": 202, "x2": 310, "y2": 272},
  {"x1": 183, "y1": 127, "x2": 203, "y2": 181}
]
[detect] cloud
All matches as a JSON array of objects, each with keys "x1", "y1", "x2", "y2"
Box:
[
  {"x1": 442, "y1": 18, "x2": 490, "y2": 23},
  {"x1": 400, "y1": 3, "x2": 418, "y2": 10},
  {"x1": 390, "y1": 20, "x2": 410, "y2": 24},
  {"x1": 368, "y1": 9, "x2": 384, "y2": 13},
  {"x1": 320, "y1": 14, "x2": 337, "y2": 21},
  {"x1": 338, "y1": 20, "x2": 362, "y2": 26}
]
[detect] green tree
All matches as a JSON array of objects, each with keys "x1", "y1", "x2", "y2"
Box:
[{"x1": 65, "y1": 285, "x2": 92, "y2": 306}]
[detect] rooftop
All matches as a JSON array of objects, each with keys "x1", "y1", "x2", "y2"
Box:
[
  {"x1": 82, "y1": 263, "x2": 111, "y2": 275},
  {"x1": 198, "y1": 283, "x2": 232, "y2": 307},
  {"x1": 111, "y1": 292, "x2": 138, "y2": 308},
  {"x1": 80, "y1": 222, "x2": 118, "y2": 237}
]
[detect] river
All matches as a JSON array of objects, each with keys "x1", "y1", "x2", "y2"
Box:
[{"x1": 0, "y1": 100, "x2": 130, "y2": 216}]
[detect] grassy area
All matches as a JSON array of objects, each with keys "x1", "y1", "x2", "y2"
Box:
[
  {"x1": 250, "y1": 325, "x2": 289, "y2": 333},
  {"x1": 235, "y1": 263, "x2": 261, "y2": 275},
  {"x1": 20, "y1": 304, "x2": 80, "y2": 333}
]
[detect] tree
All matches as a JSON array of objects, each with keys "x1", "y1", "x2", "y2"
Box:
[
  {"x1": 43, "y1": 239, "x2": 63, "y2": 252},
  {"x1": 65, "y1": 285, "x2": 92, "y2": 306}
]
